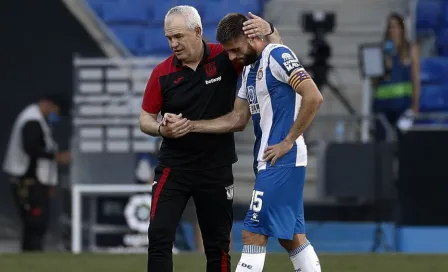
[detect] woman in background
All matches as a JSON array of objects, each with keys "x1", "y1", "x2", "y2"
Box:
[{"x1": 373, "y1": 13, "x2": 420, "y2": 141}]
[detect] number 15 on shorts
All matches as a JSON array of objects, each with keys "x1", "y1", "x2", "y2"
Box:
[{"x1": 249, "y1": 190, "x2": 264, "y2": 212}]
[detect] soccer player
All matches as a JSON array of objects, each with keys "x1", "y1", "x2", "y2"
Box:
[
  {"x1": 139, "y1": 6, "x2": 281, "y2": 272},
  {"x1": 168, "y1": 13, "x2": 323, "y2": 272}
]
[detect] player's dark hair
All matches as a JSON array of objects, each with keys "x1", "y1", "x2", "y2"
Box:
[{"x1": 216, "y1": 13, "x2": 248, "y2": 44}]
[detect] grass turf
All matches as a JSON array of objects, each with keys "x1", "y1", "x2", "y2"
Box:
[{"x1": 0, "y1": 253, "x2": 447, "y2": 272}]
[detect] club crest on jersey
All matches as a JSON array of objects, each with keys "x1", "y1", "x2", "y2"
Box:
[
  {"x1": 257, "y1": 67, "x2": 263, "y2": 80},
  {"x1": 246, "y1": 85, "x2": 260, "y2": 115},
  {"x1": 282, "y1": 53, "x2": 294, "y2": 61},
  {"x1": 204, "y1": 61, "x2": 217, "y2": 78}
]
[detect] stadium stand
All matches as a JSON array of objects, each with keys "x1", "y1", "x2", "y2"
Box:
[
  {"x1": 85, "y1": 0, "x2": 264, "y2": 56},
  {"x1": 415, "y1": 0, "x2": 443, "y2": 36},
  {"x1": 414, "y1": 0, "x2": 448, "y2": 113},
  {"x1": 81, "y1": 0, "x2": 448, "y2": 186}
]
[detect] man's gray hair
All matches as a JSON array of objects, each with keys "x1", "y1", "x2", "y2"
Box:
[{"x1": 165, "y1": 5, "x2": 202, "y2": 30}]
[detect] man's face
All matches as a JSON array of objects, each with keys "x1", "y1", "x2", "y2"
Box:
[
  {"x1": 165, "y1": 15, "x2": 201, "y2": 62},
  {"x1": 42, "y1": 100, "x2": 61, "y2": 123},
  {"x1": 51, "y1": 103, "x2": 60, "y2": 116},
  {"x1": 222, "y1": 36, "x2": 258, "y2": 66},
  {"x1": 48, "y1": 101, "x2": 60, "y2": 117}
]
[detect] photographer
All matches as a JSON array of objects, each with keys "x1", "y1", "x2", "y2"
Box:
[{"x1": 3, "y1": 93, "x2": 71, "y2": 251}]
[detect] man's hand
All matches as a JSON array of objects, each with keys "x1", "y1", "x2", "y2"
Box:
[
  {"x1": 160, "y1": 113, "x2": 192, "y2": 138},
  {"x1": 242, "y1": 12, "x2": 272, "y2": 38},
  {"x1": 56, "y1": 151, "x2": 71, "y2": 165},
  {"x1": 162, "y1": 113, "x2": 182, "y2": 125},
  {"x1": 263, "y1": 140, "x2": 293, "y2": 166}
]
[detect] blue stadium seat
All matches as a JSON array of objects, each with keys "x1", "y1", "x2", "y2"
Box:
[
  {"x1": 419, "y1": 84, "x2": 448, "y2": 112},
  {"x1": 149, "y1": 1, "x2": 180, "y2": 24},
  {"x1": 86, "y1": 0, "x2": 108, "y2": 17},
  {"x1": 203, "y1": 27, "x2": 217, "y2": 43},
  {"x1": 176, "y1": 0, "x2": 202, "y2": 6},
  {"x1": 437, "y1": 29, "x2": 448, "y2": 56},
  {"x1": 143, "y1": 26, "x2": 172, "y2": 54},
  {"x1": 420, "y1": 57, "x2": 448, "y2": 83},
  {"x1": 240, "y1": 0, "x2": 263, "y2": 15},
  {"x1": 443, "y1": 0, "x2": 448, "y2": 27},
  {"x1": 202, "y1": 0, "x2": 260, "y2": 25},
  {"x1": 108, "y1": 25, "x2": 145, "y2": 54},
  {"x1": 415, "y1": 0, "x2": 444, "y2": 35},
  {"x1": 101, "y1": 0, "x2": 151, "y2": 23}
]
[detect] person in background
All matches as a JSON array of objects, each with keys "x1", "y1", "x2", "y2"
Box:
[
  {"x1": 2, "y1": 93, "x2": 71, "y2": 252},
  {"x1": 372, "y1": 12, "x2": 420, "y2": 141}
]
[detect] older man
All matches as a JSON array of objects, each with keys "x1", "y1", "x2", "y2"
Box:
[{"x1": 139, "y1": 5, "x2": 281, "y2": 272}]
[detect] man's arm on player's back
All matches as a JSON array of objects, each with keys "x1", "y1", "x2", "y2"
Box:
[{"x1": 188, "y1": 97, "x2": 251, "y2": 133}]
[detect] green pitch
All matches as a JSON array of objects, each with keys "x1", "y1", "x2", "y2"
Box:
[{"x1": 0, "y1": 253, "x2": 447, "y2": 272}]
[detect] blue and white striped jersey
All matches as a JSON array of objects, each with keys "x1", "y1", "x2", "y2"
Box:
[{"x1": 237, "y1": 44, "x2": 308, "y2": 171}]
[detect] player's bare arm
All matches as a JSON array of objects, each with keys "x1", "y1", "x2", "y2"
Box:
[
  {"x1": 242, "y1": 12, "x2": 282, "y2": 44},
  {"x1": 140, "y1": 110, "x2": 192, "y2": 138},
  {"x1": 284, "y1": 71, "x2": 323, "y2": 143},
  {"x1": 183, "y1": 98, "x2": 251, "y2": 133},
  {"x1": 263, "y1": 70, "x2": 323, "y2": 165}
]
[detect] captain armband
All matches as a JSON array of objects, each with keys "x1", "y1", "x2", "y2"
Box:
[{"x1": 288, "y1": 69, "x2": 311, "y2": 90}]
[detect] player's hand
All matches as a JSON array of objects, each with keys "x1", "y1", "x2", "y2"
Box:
[
  {"x1": 242, "y1": 12, "x2": 272, "y2": 38},
  {"x1": 263, "y1": 140, "x2": 293, "y2": 166},
  {"x1": 160, "y1": 113, "x2": 192, "y2": 138}
]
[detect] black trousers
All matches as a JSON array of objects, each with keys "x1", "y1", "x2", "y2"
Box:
[
  {"x1": 147, "y1": 165, "x2": 234, "y2": 272},
  {"x1": 10, "y1": 177, "x2": 52, "y2": 252}
]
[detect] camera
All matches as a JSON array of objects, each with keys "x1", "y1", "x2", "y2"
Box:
[
  {"x1": 301, "y1": 11, "x2": 336, "y2": 86},
  {"x1": 302, "y1": 11, "x2": 335, "y2": 34}
]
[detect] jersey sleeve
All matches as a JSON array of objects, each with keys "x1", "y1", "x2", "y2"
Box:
[
  {"x1": 269, "y1": 46, "x2": 312, "y2": 89},
  {"x1": 236, "y1": 67, "x2": 247, "y2": 100},
  {"x1": 141, "y1": 67, "x2": 162, "y2": 114}
]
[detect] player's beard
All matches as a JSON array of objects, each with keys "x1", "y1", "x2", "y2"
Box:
[{"x1": 243, "y1": 45, "x2": 259, "y2": 65}]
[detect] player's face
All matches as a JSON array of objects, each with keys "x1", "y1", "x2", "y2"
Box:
[
  {"x1": 165, "y1": 15, "x2": 202, "y2": 62},
  {"x1": 222, "y1": 36, "x2": 258, "y2": 66}
]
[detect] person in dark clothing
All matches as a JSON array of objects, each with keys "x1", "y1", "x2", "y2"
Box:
[
  {"x1": 139, "y1": 5, "x2": 281, "y2": 272},
  {"x1": 3, "y1": 93, "x2": 71, "y2": 252}
]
